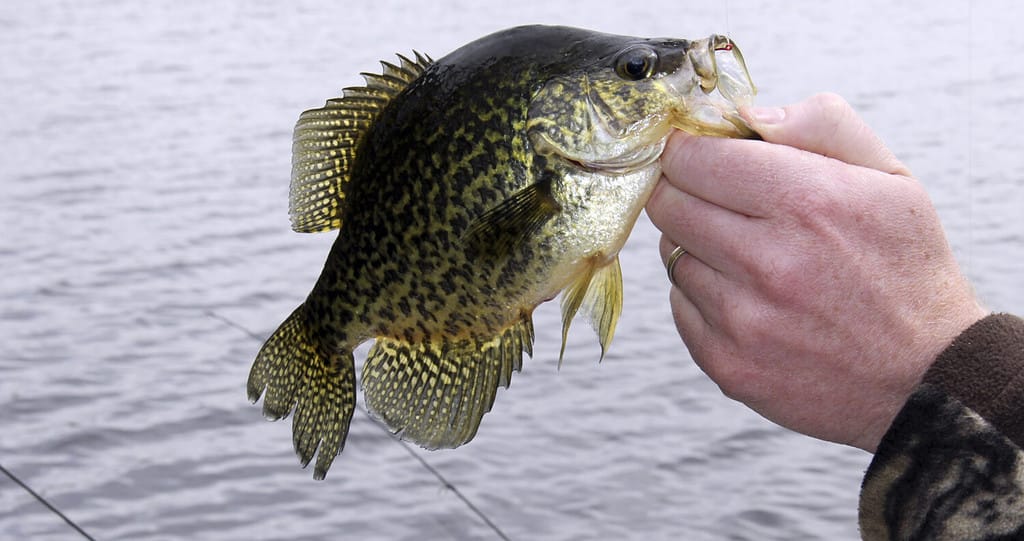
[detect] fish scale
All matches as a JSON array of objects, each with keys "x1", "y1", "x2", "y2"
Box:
[{"x1": 247, "y1": 25, "x2": 758, "y2": 479}]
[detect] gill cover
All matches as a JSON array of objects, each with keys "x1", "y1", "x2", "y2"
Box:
[{"x1": 526, "y1": 41, "x2": 684, "y2": 172}]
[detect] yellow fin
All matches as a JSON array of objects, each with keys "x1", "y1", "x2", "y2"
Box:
[
  {"x1": 558, "y1": 256, "x2": 623, "y2": 367},
  {"x1": 360, "y1": 318, "x2": 534, "y2": 449},
  {"x1": 289, "y1": 53, "x2": 432, "y2": 233},
  {"x1": 463, "y1": 180, "x2": 561, "y2": 260},
  {"x1": 246, "y1": 305, "x2": 356, "y2": 480}
]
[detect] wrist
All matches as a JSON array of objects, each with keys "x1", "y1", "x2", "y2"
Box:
[{"x1": 856, "y1": 306, "x2": 990, "y2": 452}]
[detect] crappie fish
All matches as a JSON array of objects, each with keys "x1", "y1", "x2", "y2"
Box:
[{"x1": 248, "y1": 25, "x2": 757, "y2": 479}]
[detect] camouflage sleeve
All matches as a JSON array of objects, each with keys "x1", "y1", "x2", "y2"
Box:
[
  {"x1": 923, "y1": 313, "x2": 1024, "y2": 448},
  {"x1": 858, "y1": 314, "x2": 1024, "y2": 540},
  {"x1": 859, "y1": 384, "x2": 1024, "y2": 539}
]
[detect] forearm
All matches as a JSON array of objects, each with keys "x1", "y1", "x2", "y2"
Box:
[{"x1": 858, "y1": 314, "x2": 1024, "y2": 540}]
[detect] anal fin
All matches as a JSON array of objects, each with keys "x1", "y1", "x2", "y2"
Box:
[{"x1": 360, "y1": 318, "x2": 534, "y2": 449}]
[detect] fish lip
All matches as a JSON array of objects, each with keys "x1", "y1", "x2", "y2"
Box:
[
  {"x1": 667, "y1": 35, "x2": 759, "y2": 138},
  {"x1": 707, "y1": 35, "x2": 756, "y2": 106}
]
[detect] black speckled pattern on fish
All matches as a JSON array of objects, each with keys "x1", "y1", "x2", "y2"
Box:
[{"x1": 246, "y1": 25, "x2": 758, "y2": 479}]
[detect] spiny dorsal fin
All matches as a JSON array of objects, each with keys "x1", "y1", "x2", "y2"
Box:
[
  {"x1": 558, "y1": 256, "x2": 623, "y2": 367},
  {"x1": 289, "y1": 52, "x2": 433, "y2": 233},
  {"x1": 360, "y1": 317, "x2": 534, "y2": 450}
]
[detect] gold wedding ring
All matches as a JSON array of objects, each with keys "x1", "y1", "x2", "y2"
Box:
[{"x1": 666, "y1": 246, "x2": 688, "y2": 289}]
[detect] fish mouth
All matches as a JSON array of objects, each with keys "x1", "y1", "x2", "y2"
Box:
[{"x1": 669, "y1": 35, "x2": 759, "y2": 138}]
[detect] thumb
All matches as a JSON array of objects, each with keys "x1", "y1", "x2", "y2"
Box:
[{"x1": 742, "y1": 93, "x2": 911, "y2": 176}]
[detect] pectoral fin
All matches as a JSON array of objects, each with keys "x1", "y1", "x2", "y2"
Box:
[
  {"x1": 463, "y1": 180, "x2": 561, "y2": 260},
  {"x1": 558, "y1": 256, "x2": 623, "y2": 367}
]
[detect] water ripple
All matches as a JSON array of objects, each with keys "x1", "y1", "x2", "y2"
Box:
[{"x1": 2, "y1": 1, "x2": 1022, "y2": 540}]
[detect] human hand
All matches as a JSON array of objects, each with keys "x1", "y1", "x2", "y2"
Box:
[{"x1": 646, "y1": 93, "x2": 988, "y2": 452}]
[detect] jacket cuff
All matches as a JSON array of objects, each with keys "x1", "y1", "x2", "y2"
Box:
[{"x1": 921, "y1": 313, "x2": 1024, "y2": 448}]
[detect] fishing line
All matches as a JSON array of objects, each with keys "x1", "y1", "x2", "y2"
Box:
[
  {"x1": 208, "y1": 309, "x2": 512, "y2": 541},
  {"x1": 0, "y1": 463, "x2": 96, "y2": 541},
  {"x1": 966, "y1": 0, "x2": 975, "y2": 275},
  {"x1": 724, "y1": 0, "x2": 731, "y2": 38},
  {"x1": 391, "y1": 438, "x2": 511, "y2": 541}
]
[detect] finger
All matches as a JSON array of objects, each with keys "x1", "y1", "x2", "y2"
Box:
[
  {"x1": 647, "y1": 178, "x2": 759, "y2": 275},
  {"x1": 668, "y1": 285, "x2": 707, "y2": 355},
  {"x1": 660, "y1": 240, "x2": 713, "y2": 353},
  {"x1": 659, "y1": 234, "x2": 686, "y2": 282},
  {"x1": 660, "y1": 110, "x2": 900, "y2": 222},
  {"x1": 659, "y1": 132, "x2": 777, "y2": 218},
  {"x1": 741, "y1": 93, "x2": 912, "y2": 176},
  {"x1": 657, "y1": 233, "x2": 731, "y2": 333},
  {"x1": 659, "y1": 234, "x2": 682, "y2": 284}
]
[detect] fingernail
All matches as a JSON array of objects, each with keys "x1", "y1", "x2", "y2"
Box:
[{"x1": 742, "y1": 105, "x2": 786, "y2": 125}]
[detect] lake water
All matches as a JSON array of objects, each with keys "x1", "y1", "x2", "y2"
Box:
[{"x1": 2, "y1": 1, "x2": 1022, "y2": 539}]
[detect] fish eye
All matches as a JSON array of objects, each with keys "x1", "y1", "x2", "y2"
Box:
[{"x1": 615, "y1": 46, "x2": 658, "y2": 81}]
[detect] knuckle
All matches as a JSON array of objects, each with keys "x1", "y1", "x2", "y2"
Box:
[
  {"x1": 810, "y1": 92, "x2": 854, "y2": 122},
  {"x1": 809, "y1": 92, "x2": 855, "y2": 144},
  {"x1": 753, "y1": 251, "x2": 809, "y2": 306},
  {"x1": 687, "y1": 304, "x2": 770, "y2": 404},
  {"x1": 706, "y1": 357, "x2": 759, "y2": 403},
  {"x1": 770, "y1": 155, "x2": 845, "y2": 222},
  {"x1": 787, "y1": 179, "x2": 836, "y2": 218},
  {"x1": 718, "y1": 380, "x2": 753, "y2": 403}
]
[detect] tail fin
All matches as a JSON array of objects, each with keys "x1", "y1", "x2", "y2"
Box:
[{"x1": 247, "y1": 305, "x2": 355, "y2": 480}]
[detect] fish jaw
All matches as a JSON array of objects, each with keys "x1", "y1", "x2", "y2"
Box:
[{"x1": 662, "y1": 35, "x2": 759, "y2": 138}]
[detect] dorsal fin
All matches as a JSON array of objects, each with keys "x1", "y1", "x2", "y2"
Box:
[{"x1": 289, "y1": 52, "x2": 433, "y2": 233}]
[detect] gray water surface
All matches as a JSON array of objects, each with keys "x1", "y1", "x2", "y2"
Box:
[{"x1": 2, "y1": 1, "x2": 1023, "y2": 540}]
